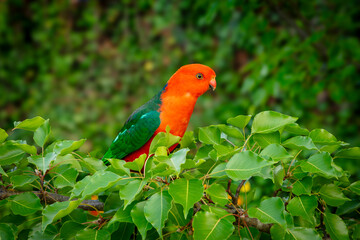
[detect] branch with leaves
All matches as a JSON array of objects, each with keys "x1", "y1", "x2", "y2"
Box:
[
  {"x1": 0, "y1": 189, "x2": 104, "y2": 211},
  {"x1": 0, "y1": 112, "x2": 359, "y2": 239}
]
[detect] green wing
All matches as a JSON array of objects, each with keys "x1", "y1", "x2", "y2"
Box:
[
  {"x1": 102, "y1": 85, "x2": 164, "y2": 164},
  {"x1": 102, "y1": 110, "x2": 160, "y2": 164}
]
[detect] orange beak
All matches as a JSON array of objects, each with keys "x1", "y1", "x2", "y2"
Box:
[{"x1": 209, "y1": 77, "x2": 216, "y2": 91}]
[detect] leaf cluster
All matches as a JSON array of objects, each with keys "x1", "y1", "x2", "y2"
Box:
[{"x1": 0, "y1": 112, "x2": 359, "y2": 239}]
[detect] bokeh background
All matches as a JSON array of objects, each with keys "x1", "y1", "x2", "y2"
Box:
[{"x1": 1, "y1": 0, "x2": 359, "y2": 157}]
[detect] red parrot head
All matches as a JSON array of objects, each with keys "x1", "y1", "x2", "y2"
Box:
[{"x1": 167, "y1": 64, "x2": 217, "y2": 97}]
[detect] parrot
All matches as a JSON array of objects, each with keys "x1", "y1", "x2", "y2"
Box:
[{"x1": 102, "y1": 63, "x2": 216, "y2": 164}]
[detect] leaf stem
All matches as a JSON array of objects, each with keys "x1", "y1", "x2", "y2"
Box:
[{"x1": 286, "y1": 150, "x2": 302, "y2": 176}]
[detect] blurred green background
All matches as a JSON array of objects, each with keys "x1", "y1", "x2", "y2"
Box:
[{"x1": 1, "y1": 0, "x2": 359, "y2": 157}]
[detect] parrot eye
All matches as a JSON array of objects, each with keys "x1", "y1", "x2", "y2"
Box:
[{"x1": 196, "y1": 73, "x2": 204, "y2": 80}]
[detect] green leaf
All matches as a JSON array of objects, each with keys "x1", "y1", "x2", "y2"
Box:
[
  {"x1": 144, "y1": 190, "x2": 172, "y2": 236},
  {"x1": 10, "y1": 192, "x2": 42, "y2": 216},
  {"x1": 319, "y1": 184, "x2": 350, "y2": 206},
  {"x1": 155, "y1": 146, "x2": 168, "y2": 156},
  {"x1": 130, "y1": 201, "x2": 152, "y2": 239},
  {"x1": 124, "y1": 154, "x2": 146, "y2": 172},
  {"x1": 240, "y1": 226, "x2": 260, "y2": 240},
  {"x1": 60, "y1": 221, "x2": 85, "y2": 240},
  {"x1": 248, "y1": 197, "x2": 286, "y2": 226},
  {"x1": 168, "y1": 148, "x2": 189, "y2": 175},
  {"x1": 253, "y1": 132, "x2": 280, "y2": 148},
  {"x1": 309, "y1": 129, "x2": 337, "y2": 144},
  {"x1": 227, "y1": 115, "x2": 252, "y2": 129},
  {"x1": 335, "y1": 147, "x2": 360, "y2": 159},
  {"x1": 282, "y1": 136, "x2": 318, "y2": 151},
  {"x1": 273, "y1": 165, "x2": 285, "y2": 188},
  {"x1": 198, "y1": 126, "x2": 221, "y2": 145},
  {"x1": 349, "y1": 181, "x2": 360, "y2": 195},
  {"x1": 324, "y1": 211, "x2": 349, "y2": 240},
  {"x1": 70, "y1": 170, "x2": 121, "y2": 199},
  {"x1": 108, "y1": 159, "x2": 131, "y2": 176},
  {"x1": 284, "y1": 123, "x2": 309, "y2": 135},
  {"x1": 109, "y1": 223, "x2": 135, "y2": 239},
  {"x1": 0, "y1": 128, "x2": 8, "y2": 143},
  {"x1": 287, "y1": 196, "x2": 317, "y2": 224},
  {"x1": 285, "y1": 227, "x2": 321, "y2": 240},
  {"x1": 75, "y1": 228, "x2": 111, "y2": 240},
  {"x1": 180, "y1": 131, "x2": 196, "y2": 149},
  {"x1": 14, "y1": 116, "x2": 45, "y2": 131},
  {"x1": 292, "y1": 176, "x2": 313, "y2": 196},
  {"x1": 260, "y1": 144, "x2": 292, "y2": 162},
  {"x1": 201, "y1": 205, "x2": 235, "y2": 224},
  {"x1": 168, "y1": 202, "x2": 192, "y2": 227},
  {"x1": 119, "y1": 179, "x2": 147, "y2": 208},
  {"x1": 336, "y1": 200, "x2": 360, "y2": 215},
  {"x1": 0, "y1": 166, "x2": 7, "y2": 177},
  {"x1": 81, "y1": 171, "x2": 122, "y2": 199},
  {"x1": 51, "y1": 154, "x2": 82, "y2": 171},
  {"x1": 54, "y1": 168, "x2": 78, "y2": 188},
  {"x1": 30, "y1": 224, "x2": 57, "y2": 240},
  {"x1": 47, "y1": 139, "x2": 86, "y2": 155},
  {"x1": 0, "y1": 142, "x2": 25, "y2": 165},
  {"x1": 206, "y1": 183, "x2": 229, "y2": 206},
  {"x1": 225, "y1": 151, "x2": 274, "y2": 181},
  {"x1": 352, "y1": 223, "x2": 360, "y2": 240},
  {"x1": 42, "y1": 200, "x2": 82, "y2": 230},
  {"x1": 194, "y1": 145, "x2": 213, "y2": 161},
  {"x1": 28, "y1": 152, "x2": 57, "y2": 173},
  {"x1": 0, "y1": 223, "x2": 15, "y2": 240},
  {"x1": 33, "y1": 119, "x2": 51, "y2": 147},
  {"x1": 193, "y1": 211, "x2": 234, "y2": 240},
  {"x1": 108, "y1": 202, "x2": 134, "y2": 224},
  {"x1": 148, "y1": 161, "x2": 175, "y2": 177},
  {"x1": 209, "y1": 162, "x2": 227, "y2": 178},
  {"x1": 70, "y1": 175, "x2": 90, "y2": 199},
  {"x1": 149, "y1": 131, "x2": 181, "y2": 154},
  {"x1": 300, "y1": 152, "x2": 336, "y2": 178},
  {"x1": 213, "y1": 144, "x2": 239, "y2": 161},
  {"x1": 80, "y1": 157, "x2": 106, "y2": 174},
  {"x1": 7, "y1": 140, "x2": 37, "y2": 155},
  {"x1": 103, "y1": 193, "x2": 123, "y2": 212},
  {"x1": 216, "y1": 124, "x2": 244, "y2": 139},
  {"x1": 251, "y1": 111, "x2": 297, "y2": 134},
  {"x1": 168, "y1": 178, "x2": 203, "y2": 217},
  {"x1": 271, "y1": 224, "x2": 286, "y2": 240},
  {"x1": 11, "y1": 174, "x2": 38, "y2": 188}
]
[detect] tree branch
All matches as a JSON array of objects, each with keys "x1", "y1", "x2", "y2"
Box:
[
  {"x1": 0, "y1": 189, "x2": 104, "y2": 211},
  {"x1": 226, "y1": 179, "x2": 235, "y2": 199},
  {"x1": 226, "y1": 205, "x2": 273, "y2": 233},
  {"x1": 234, "y1": 180, "x2": 246, "y2": 204},
  {"x1": 1, "y1": 189, "x2": 272, "y2": 233}
]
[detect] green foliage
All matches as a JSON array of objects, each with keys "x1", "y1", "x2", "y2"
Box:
[
  {"x1": 0, "y1": 0, "x2": 359, "y2": 159},
  {"x1": 0, "y1": 112, "x2": 359, "y2": 239}
]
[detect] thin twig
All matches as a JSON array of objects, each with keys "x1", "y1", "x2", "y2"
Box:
[
  {"x1": 234, "y1": 180, "x2": 246, "y2": 205},
  {"x1": 286, "y1": 150, "x2": 302, "y2": 176},
  {"x1": 226, "y1": 180, "x2": 235, "y2": 199}
]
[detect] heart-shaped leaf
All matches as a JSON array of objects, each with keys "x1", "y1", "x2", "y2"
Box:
[
  {"x1": 168, "y1": 178, "x2": 203, "y2": 217},
  {"x1": 144, "y1": 190, "x2": 172, "y2": 236}
]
